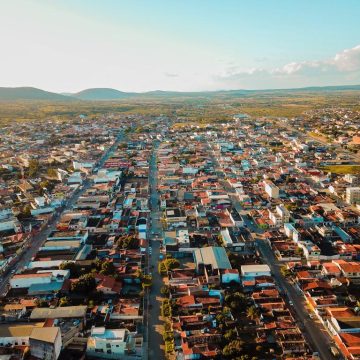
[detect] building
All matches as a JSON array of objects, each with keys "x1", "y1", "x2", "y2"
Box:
[
  {"x1": 30, "y1": 306, "x2": 87, "y2": 322},
  {"x1": 0, "y1": 323, "x2": 44, "y2": 348},
  {"x1": 264, "y1": 181, "x2": 280, "y2": 199},
  {"x1": 29, "y1": 327, "x2": 62, "y2": 360},
  {"x1": 241, "y1": 264, "x2": 271, "y2": 280},
  {"x1": 193, "y1": 246, "x2": 236, "y2": 285},
  {"x1": 346, "y1": 187, "x2": 360, "y2": 204},
  {"x1": 86, "y1": 327, "x2": 136, "y2": 359}
]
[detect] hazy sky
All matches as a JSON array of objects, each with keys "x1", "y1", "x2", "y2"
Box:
[{"x1": 1, "y1": 0, "x2": 360, "y2": 92}]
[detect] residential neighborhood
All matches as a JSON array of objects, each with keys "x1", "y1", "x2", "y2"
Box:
[{"x1": 1, "y1": 108, "x2": 360, "y2": 360}]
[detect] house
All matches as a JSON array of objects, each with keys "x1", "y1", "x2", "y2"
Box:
[
  {"x1": 29, "y1": 327, "x2": 62, "y2": 360},
  {"x1": 86, "y1": 327, "x2": 137, "y2": 359},
  {"x1": 96, "y1": 276, "x2": 122, "y2": 295},
  {"x1": 333, "y1": 260, "x2": 360, "y2": 282},
  {"x1": 0, "y1": 323, "x2": 44, "y2": 348},
  {"x1": 241, "y1": 264, "x2": 271, "y2": 281},
  {"x1": 193, "y1": 247, "x2": 233, "y2": 285},
  {"x1": 10, "y1": 270, "x2": 69, "y2": 290},
  {"x1": 264, "y1": 181, "x2": 279, "y2": 199}
]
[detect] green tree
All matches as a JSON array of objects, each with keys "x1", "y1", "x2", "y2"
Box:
[
  {"x1": 222, "y1": 340, "x2": 244, "y2": 358},
  {"x1": 225, "y1": 292, "x2": 247, "y2": 312},
  {"x1": 280, "y1": 266, "x2": 292, "y2": 278},
  {"x1": 141, "y1": 274, "x2": 152, "y2": 288},
  {"x1": 60, "y1": 261, "x2": 81, "y2": 278},
  {"x1": 161, "y1": 285, "x2": 170, "y2": 297},
  {"x1": 28, "y1": 159, "x2": 40, "y2": 177},
  {"x1": 116, "y1": 235, "x2": 140, "y2": 250},
  {"x1": 71, "y1": 273, "x2": 96, "y2": 293},
  {"x1": 224, "y1": 328, "x2": 237, "y2": 342},
  {"x1": 246, "y1": 306, "x2": 260, "y2": 321},
  {"x1": 100, "y1": 260, "x2": 116, "y2": 275},
  {"x1": 59, "y1": 297, "x2": 70, "y2": 307},
  {"x1": 158, "y1": 261, "x2": 167, "y2": 275},
  {"x1": 164, "y1": 258, "x2": 180, "y2": 271}
]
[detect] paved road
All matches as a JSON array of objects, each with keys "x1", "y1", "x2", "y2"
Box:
[
  {"x1": 0, "y1": 131, "x2": 125, "y2": 296},
  {"x1": 256, "y1": 239, "x2": 337, "y2": 360},
  {"x1": 207, "y1": 140, "x2": 337, "y2": 360},
  {"x1": 147, "y1": 142, "x2": 165, "y2": 360}
]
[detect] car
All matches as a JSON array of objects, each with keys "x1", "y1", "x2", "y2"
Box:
[
  {"x1": 289, "y1": 300, "x2": 293, "y2": 306},
  {"x1": 10, "y1": 269, "x2": 16, "y2": 274}
]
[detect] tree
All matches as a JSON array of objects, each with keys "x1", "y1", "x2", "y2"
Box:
[
  {"x1": 60, "y1": 261, "x2": 81, "y2": 278},
  {"x1": 225, "y1": 292, "x2": 247, "y2": 312},
  {"x1": 222, "y1": 340, "x2": 244, "y2": 358},
  {"x1": 116, "y1": 235, "x2": 140, "y2": 250},
  {"x1": 35, "y1": 299, "x2": 48, "y2": 308},
  {"x1": 142, "y1": 274, "x2": 152, "y2": 288},
  {"x1": 246, "y1": 306, "x2": 260, "y2": 321},
  {"x1": 224, "y1": 328, "x2": 237, "y2": 342},
  {"x1": 158, "y1": 261, "x2": 167, "y2": 275},
  {"x1": 164, "y1": 258, "x2": 180, "y2": 271},
  {"x1": 280, "y1": 266, "x2": 292, "y2": 278},
  {"x1": 161, "y1": 285, "x2": 170, "y2": 297},
  {"x1": 28, "y1": 159, "x2": 40, "y2": 177},
  {"x1": 100, "y1": 260, "x2": 116, "y2": 275},
  {"x1": 161, "y1": 299, "x2": 172, "y2": 318},
  {"x1": 59, "y1": 297, "x2": 70, "y2": 307},
  {"x1": 71, "y1": 273, "x2": 96, "y2": 293},
  {"x1": 18, "y1": 204, "x2": 32, "y2": 219}
]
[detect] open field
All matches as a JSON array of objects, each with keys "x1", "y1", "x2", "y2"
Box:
[
  {"x1": 1, "y1": 89, "x2": 360, "y2": 127},
  {"x1": 321, "y1": 165, "x2": 360, "y2": 174}
]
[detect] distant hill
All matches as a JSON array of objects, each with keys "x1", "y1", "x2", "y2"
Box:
[
  {"x1": 1, "y1": 84, "x2": 360, "y2": 101},
  {"x1": 0, "y1": 87, "x2": 71, "y2": 101},
  {"x1": 71, "y1": 88, "x2": 136, "y2": 100}
]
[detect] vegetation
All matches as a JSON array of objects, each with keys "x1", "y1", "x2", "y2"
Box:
[
  {"x1": 161, "y1": 298, "x2": 172, "y2": 318},
  {"x1": 71, "y1": 273, "x2": 96, "y2": 293},
  {"x1": 321, "y1": 165, "x2": 360, "y2": 175},
  {"x1": 158, "y1": 258, "x2": 180, "y2": 276},
  {"x1": 116, "y1": 235, "x2": 140, "y2": 249}
]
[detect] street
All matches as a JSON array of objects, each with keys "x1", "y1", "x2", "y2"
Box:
[
  {"x1": 147, "y1": 141, "x2": 166, "y2": 360},
  {"x1": 208, "y1": 141, "x2": 337, "y2": 360},
  {"x1": 256, "y1": 239, "x2": 337, "y2": 360},
  {"x1": 0, "y1": 131, "x2": 125, "y2": 296}
]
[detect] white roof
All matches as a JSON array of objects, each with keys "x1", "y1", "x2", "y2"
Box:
[{"x1": 241, "y1": 264, "x2": 271, "y2": 274}]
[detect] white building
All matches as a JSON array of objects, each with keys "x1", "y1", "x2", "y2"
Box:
[
  {"x1": 264, "y1": 181, "x2": 279, "y2": 199},
  {"x1": 86, "y1": 327, "x2": 136, "y2": 359},
  {"x1": 0, "y1": 323, "x2": 51, "y2": 349},
  {"x1": 346, "y1": 187, "x2": 360, "y2": 204},
  {"x1": 10, "y1": 270, "x2": 69, "y2": 289},
  {"x1": 29, "y1": 327, "x2": 62, "y2": 360},
  {"x1": 241, "y1": 264, "x2": 271, "y2": 279},
  {"x1": 93, "y1": 170, "x2": 121, "y2": 184}
]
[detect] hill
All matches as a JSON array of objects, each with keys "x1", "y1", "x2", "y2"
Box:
[
  {"x1": 72, "y1": 88, "x2": 136, "y2": 100},
  {"x1": 0, "y1": 87, "x2": 72, "y2": 101}
]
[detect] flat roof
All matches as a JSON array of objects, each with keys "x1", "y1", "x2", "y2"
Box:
[
  {"x1": 0, "y1": 323, "x2": 44, "y2": 338},
  {"x1": 194, "y1": 246, "x2": 231, "y2": 270},
  {"x1": 241, "y1": 264, "x2": 271, "y2": 273},
  {"x1": 30, "y1": 327, "x2": 60, "y2": 343},
  {"x1": 30, "y1": 305, "x2": 87, "y2": 320}
]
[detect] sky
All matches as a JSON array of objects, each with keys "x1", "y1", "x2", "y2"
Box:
[{"x1": 1, "y1": 0, "x2": 360, "y2": 92}]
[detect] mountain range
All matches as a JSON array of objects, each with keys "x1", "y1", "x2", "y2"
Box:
[{"x1": 1, "y1": 85, "x2": 360, "y2": 101}]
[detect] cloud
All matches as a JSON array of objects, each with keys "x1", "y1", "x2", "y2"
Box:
[{"x1": 213, "y1": 44, "x2": 360, "y2": 89}]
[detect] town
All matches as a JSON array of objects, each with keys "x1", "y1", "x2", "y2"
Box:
[{"x1": 1, "y1": 105, "x2": 360, "y2": 360}]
